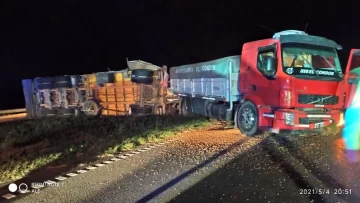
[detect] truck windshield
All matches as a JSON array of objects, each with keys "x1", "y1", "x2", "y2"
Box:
[{"x1": 282, "y1": 43, "x2": 342, "y2": 80}]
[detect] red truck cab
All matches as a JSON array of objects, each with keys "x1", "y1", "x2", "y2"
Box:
[{"x1": 237, "y1": 30, "x2": 346, "y2": 135}]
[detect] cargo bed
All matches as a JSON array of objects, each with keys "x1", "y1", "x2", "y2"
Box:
[{"x1": 170, "y1": 56, "x2": 241, "y2": 102}]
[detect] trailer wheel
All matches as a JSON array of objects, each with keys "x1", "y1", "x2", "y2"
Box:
[
  {"x1": 79, "y1": 90, "x2": 86, "y2": 103},
  {"x1": 55, "y1": 76, "x2": 72, "y2": 88},
  {"x1": 236, "y1": 100, "x2": 259, "y2": 136},
  {"x1": 58, "y1": 108, "x2": 75, "y2": 116},
  {"x1": 180, "y1": 97, "x2": 192, "y2": 116},
  {"x1": 41, "y1": 108, "x2": 57, "y2": 116},
  {"x1": 129, "y1": 104, "x2": 153, "y2": 116},
  {"x1": 131, "y1": 69, "x2": 153, "y2": 84},
  {"x1": 35, "y1": 77, "x2": 54, "y2": 90},
  {"x1": 70, "y1": 75, "x2": 81, "y2": 87},
  {"x1": 83, "y1": 100, "x2": 102, "y2": 116}
]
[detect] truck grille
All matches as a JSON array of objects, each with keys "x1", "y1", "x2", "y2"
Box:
[
  {"x1": 298, "y1": 94, "x2": 339, "y2": 105},
  {"x1": 299, "y1": 117, "x2": 324, "y2": 124}
]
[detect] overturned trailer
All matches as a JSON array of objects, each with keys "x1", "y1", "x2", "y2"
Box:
[{"x1": 22, "y1": 60, "x2": 177, "y2": 118}]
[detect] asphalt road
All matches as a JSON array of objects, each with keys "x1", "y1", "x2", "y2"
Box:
[{"x1": 2, "y1": 124, "x2": 360, "y2": 203}]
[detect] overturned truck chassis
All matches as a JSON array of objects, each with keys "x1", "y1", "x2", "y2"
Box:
[{"x1": 22, "y1": 60, "x2": 178, "y2": 118}]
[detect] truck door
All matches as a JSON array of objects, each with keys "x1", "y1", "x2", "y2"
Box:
[
  {"x1": 344, "y1": 49, "x2": 360, "y2": 107},
  {"x1": 247, "y1": 44, "x2": 280, "y2": 106}
]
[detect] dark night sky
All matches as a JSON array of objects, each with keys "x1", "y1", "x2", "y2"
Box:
[{"x1": 0, "y1": 1, "x2": 358, "y2": 109}]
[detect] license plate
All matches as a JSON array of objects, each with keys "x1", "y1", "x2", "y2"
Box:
[{"x1": 315, "y1": 122, "x2": 325, "y2": 128}]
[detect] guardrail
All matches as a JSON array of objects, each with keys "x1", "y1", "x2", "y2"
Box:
[
  {"x1": 0, "y1": 108, "x2": 26, "y2": 116},
  {"x1": 0, "y1": 108, "x2": 27, "y2": 123}
]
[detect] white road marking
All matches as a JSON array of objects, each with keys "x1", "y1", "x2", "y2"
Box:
[
  {"x1": 86, "y1": 166, "x2": 97, "y2": 170},
  {"x1": 77, "y1": 170, "x2": 88, "y2": 174},
  {"x1": 2, "y1": 193, "x2": 16, "y2": 199},
  {"x1": 55, "y1": 176, "x2": 67, "y2": 181},
  {"x1": 131, "y1": 151, "x2": 141, "y2": 154},
  {"x1": 95, "y1": 163, "x2": 105, "y2": 167},
  {"x1": 0, "y1": 138, "x2": 176, "y2": 200}
]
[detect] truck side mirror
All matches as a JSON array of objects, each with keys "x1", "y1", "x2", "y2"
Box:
[{"x1": 262, "y1": 55, "x2": 277, "y2": 74}]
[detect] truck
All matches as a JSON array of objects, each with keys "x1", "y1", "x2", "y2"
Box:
[
  {"x1": 169, "y1": 30, "x2": 357, "y2": 136},
  {"x1": 21, "y1": 60, "x2": 177, "y2": 118}
]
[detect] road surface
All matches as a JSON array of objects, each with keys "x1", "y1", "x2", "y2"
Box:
[{"x1": 1, "y1": 123, "x2": 360, "y2": 203}]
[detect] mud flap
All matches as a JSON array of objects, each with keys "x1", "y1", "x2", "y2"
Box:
[{"x1": 234, "y1": 105, "x2": 240, "y2": 129}]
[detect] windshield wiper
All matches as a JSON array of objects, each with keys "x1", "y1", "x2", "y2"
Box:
[
  {"x1": 321, "y1": 56, "x2": 343, "y2": 77},
  {"x1": 321, "y1": 56, "x2": 335, "y2": 69},
  {"x1": 290, "y1": 55, "x2": 298, "y2": 67},
  {"x1": 296, "y1": 52, "x2": 319, "y2": 76}
]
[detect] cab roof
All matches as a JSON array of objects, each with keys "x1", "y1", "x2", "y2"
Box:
[{"x1": 243, "y1": 30, "x2": 342, "y2": 51}]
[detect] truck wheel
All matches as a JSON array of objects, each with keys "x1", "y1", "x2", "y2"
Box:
[
  {"x1": 131, "y1": 69, "x2": 153, "y2": 84},
  {"x1": 83, "y1": 99, "x2": 102, "y2": 116},
  {"x1": 79, "y1": 90, "x2": 86, "y2": 103},
  {"x1": 55, "y1": 76, "x2": 72, "y2": 88},
  {"x1": 180, "y1": 97, "x2": 192, "y2": 116},
  {"x1": 58, "y1": 108, "x2": 75, "y2": 116},
  {"x1": 35, "y1": 77, "x2": 54, "y2": 90},
  {"x1": 70, "y1": 75, "x2": 81, "y2": 87},
  {"x1": 129, "y1": 104, "x2": 153, "y2": 116},
  {"x1": 236, "y1": 100, "x2": 259, "y2": 136}
]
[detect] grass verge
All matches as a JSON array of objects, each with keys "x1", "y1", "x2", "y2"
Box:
[{"x1": 0, "y1": 115, "x2": 211, "y2": 183}]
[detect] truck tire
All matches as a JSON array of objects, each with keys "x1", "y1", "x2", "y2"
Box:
[
  {"x1": 70, "y1": 75, "x2": 81, "y2": 87},
  {"x1": 129, "y1": 104, "x2": 152, "y2": 116},
  {"x1": 131, "y1": 69, "x2": 153, "y2": 84},
  {"x1": 179, "y1": 97, "x2": 192, "y2": 116},
  {"x1": 96, "y1": 72, "x2": 115, "y2": 85},
  {"x1": 58, "y1": 108, "x2": 75, "y2": 115},
  {"x1": 236, "y1": 100, "x2": 259, "y2": 136},
  {"x1": 79, "y1": 95, "x2": 86, "y2": 103},
  {"x1": 55, "y1": 76, "x2": 72, "y2": 88},
  {"x1": 79, "y1": 90, "x2": 86, "y2": 103},
  {"x1": 83, "y1": 99, "x2": 102, "y2": 116},
  {"x1": 35, "y1": 77, "x2": 54, "y2": 90}
]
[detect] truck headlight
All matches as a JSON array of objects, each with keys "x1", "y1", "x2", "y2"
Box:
[{"x1": 284, "y1": 112, "x2": 294, "y2": 125}]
